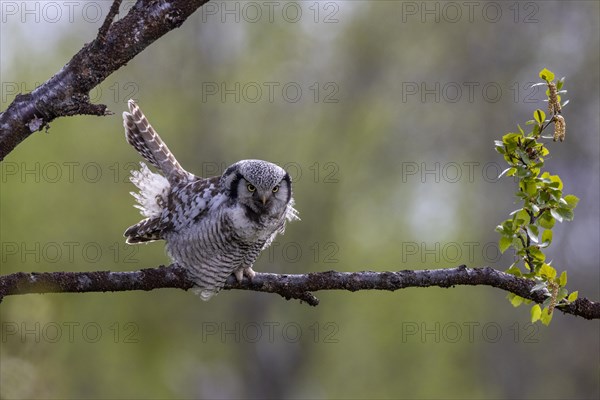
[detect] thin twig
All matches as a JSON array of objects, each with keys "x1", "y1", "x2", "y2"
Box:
[{"x1": 97, "y1": 0, "x2": 123, "y2": 43}]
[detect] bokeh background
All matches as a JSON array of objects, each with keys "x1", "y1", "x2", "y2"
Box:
[{"x1": 1, "y1": 1, "x2": 599, "y2": 398}]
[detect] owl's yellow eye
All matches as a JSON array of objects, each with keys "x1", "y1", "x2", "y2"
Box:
[
  {"x1": 272, "y1": 185, "x2": 279, "y2": 193},
  {"x1": 247, "y1": 184, "x2": 256, "y2": 192}
]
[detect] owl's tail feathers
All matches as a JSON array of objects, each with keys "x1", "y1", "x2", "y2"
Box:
[
  {"x1": 124, "y1": 162, "x2": 170, "y2": 244},
  {"x1": 124, "y1": 219, "x2": 163, "y2": 244},
  {"x1": 191, "y1": 287, "x2": 218, "y2": 301},
  {"x1": 123, "y1": 99, "x2": 188, "y2": 181}
]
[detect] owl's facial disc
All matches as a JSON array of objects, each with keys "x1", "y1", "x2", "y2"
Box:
[
  {"x1": 243, "y1": 182, "x2": 269, "y2": 207},
  {"x1": 222, "y1": 160, "x2": 292, "y2": 223},
  {"x1": 249, "y1": 187, "x2": 274, "y2": 210}
]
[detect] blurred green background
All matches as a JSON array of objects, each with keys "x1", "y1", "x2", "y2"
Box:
[{"x1": 1, "y1": 1, "x2": 599, "y2": 398}]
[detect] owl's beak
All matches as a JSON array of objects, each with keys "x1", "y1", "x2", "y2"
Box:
[{"x1": 261, "y1": 195, "x2": 268, "y2": 205}]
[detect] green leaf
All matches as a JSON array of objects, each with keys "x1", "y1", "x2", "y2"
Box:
[
  {"x1": 499, "y1": 236, "x2": 512, "y2": 253},
  {"x1": 508, "y1": 293, "x2": 524, "y2": 307},
  {"x1": 540, "y1": 307, "x2": 553, "y2": 325},
  {"x1": 515, "y1": 209, "x2": 531, "y2": 225},
  {"x1": 550, "y1": 208, "x2": 564, "y2": 223},
  {"x1": 541, "y1": 230, "x2": 553, "y2": 246},
  {"x1": 506, "y1": 264, "x2": 522, "y2": 276},
  {"x1": 531, "y1": 304, "x2": 542, "y2": 322},
  {"x1": 496, "y1": 220, "x2": 515, "y2": 235},
  {"x1": 516, "y1": 148, "x2": 532, "y2": 165},
  {"x1": 529, "y1": 247, "x2": 546, "y2": 263},
  {"x1": 567, "y1": 291, "x2": 578, "y2": 302},
  {"x1": 541, "y1": 229, "x2": 552, "y2": 242},
  {"x1": 557, "y1": 207, "x2": 574, "y2": 221},
  {"x1": 556, "y1": 78, "x2": 564, "y2": 91},
  {"x1": 534, "y1": 109, "x2": 546, "y2": 125},
  {"x1": 514, "y1": 166, "x2": 531, "y2": 179},
  {"x1": 563, "y1": 194, "x2": 580, "y2": 209},
  {"x1": 540, "y1": 263, "x2": 557, "y2": 280},
  {"x1": 498, "y1": 167, "x2": 516, "y2": 178},
  {"x1": 526, "y1": 225, "x2": 539, "y2": 243},
  {"x1": 558, "y1": 271, "x2": 567, "y2": 286},
  {"x1": 538, "y1": 213, "x2": 554, "y2": 229},
  {"x1": 556, "y1": 287, "x2": 568, "y2": 301},
  {"x1": 539, "y1": 68, "x2": 555, "y2": 82},
  {"x1": 547, "y1": 189, "x2": 562, "y2": 203},
  {"x1": 548, "y1": 174, "x2": 563, "y2": 190},
  {"x1": 502, "y1": 132, "x2": 522, "y2": 144},
  {"x1": 541, "y1": 172, "x2": 564, "y2": 188},
  {"x1": 524, "y1": 181, "x2": 537, "y2": 196}
]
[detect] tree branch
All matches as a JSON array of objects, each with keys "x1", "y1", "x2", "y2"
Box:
[
  {"x1": 1, "y1": 265, "x2": 598, "y2": 319},
  {"x1": 0, "y1": 0, "x2": 211, "y2": 160}
]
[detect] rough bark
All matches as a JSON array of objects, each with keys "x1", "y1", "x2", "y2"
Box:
[{"x1": 1, "y1": 265, "x2": 598, "y2": 319}]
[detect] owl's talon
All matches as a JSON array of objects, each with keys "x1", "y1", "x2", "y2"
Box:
[
  {"x1": 245, "y1": 267, "x2": 256, "y2": 281},
  {"x1": 234, "y1": 268, "x2": 244, "y2": 283},
  {"x1": 234, "y1": 266, "x2": 255, "y2": 283}
]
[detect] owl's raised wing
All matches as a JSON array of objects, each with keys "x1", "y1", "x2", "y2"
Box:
[{"x1": 123, "y1": 99, "x2": 192, "y2": 183}]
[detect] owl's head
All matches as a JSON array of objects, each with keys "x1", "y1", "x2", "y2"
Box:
[{"x1": 221, "y1": 160, "x2": 294, "y2": 222}]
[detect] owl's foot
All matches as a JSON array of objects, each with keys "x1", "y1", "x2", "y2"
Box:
[
  {"x1": 234, "y1": 266, "x2": 256, "y2": 283},
  {"x1": 245, "y1": 266, "x2": 256, "y2": 281}
]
